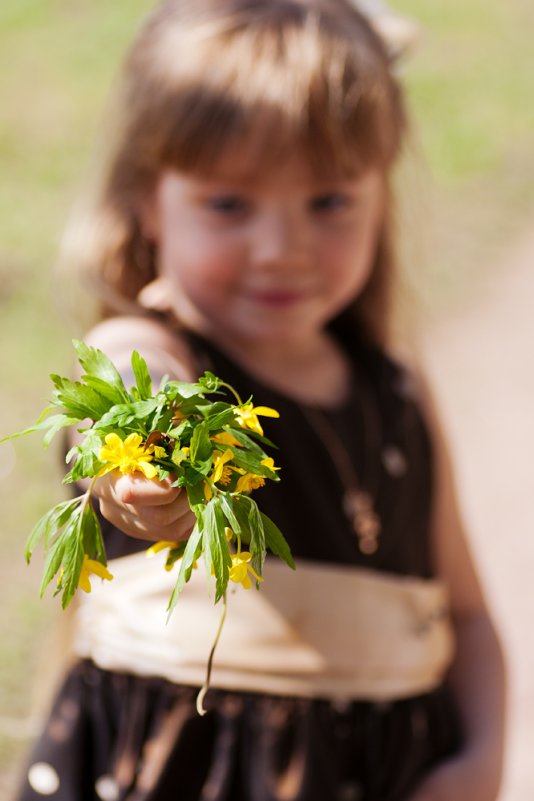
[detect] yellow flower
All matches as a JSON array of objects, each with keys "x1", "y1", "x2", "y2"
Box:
[
  {"x1": 211, "y1": 431, "x2": 242, "y2": 448},
  {"x1": 261, "y1": 457, "x2": 279, "y2": 473},
  {"x1": 98, "y1": 432, "x2": 158, "y2": 479},
  {"x1": 146, "y1": 541, "x2": 195, "y2": 572},
  {"x1": 210, "y1": 449, "x2": 235, "y2": 485},
  {"x1": 146, "y1": 540, "x2": 179, "y2": 557},
  {"x1": 235, "y1": 458, "x2": 279, "y2": 493},
  {"x1": 236, "y1": 473, "x2": 265, "y2": 493},
  {"x1": 78, "y1": 555, "x2": 113, "y2": 593},
  {"x1": 235, "y1": 403, "x2": 279, "y2": 436},
  {"x1": 204, "y1": 449, "x2": 237, "y2": 499},
  {"x1": 229, "y1": 551, "x2": 264, "y2": 590}
]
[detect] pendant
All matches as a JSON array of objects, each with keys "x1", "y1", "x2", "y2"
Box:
[{"x1": 343, "y1": 489, "x2": 381, "y2": 554}]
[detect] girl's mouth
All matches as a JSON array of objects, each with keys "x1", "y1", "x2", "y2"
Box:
[{"x1": 243, "y1": 289, "x2": 311, "y2": 308}]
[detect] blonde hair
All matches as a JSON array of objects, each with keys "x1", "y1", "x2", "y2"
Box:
[{"x1": 62, "y1": 0, "x2": 407, "y2": 344}]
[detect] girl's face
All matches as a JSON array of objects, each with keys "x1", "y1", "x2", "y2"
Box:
[{"x1": 143, "y1": 151, "x2": 385, "y2": 348}]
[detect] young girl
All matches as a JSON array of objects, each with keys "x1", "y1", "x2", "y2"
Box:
[{"x1": 17, "y1": 1, "x2": 506, "y2": 799}]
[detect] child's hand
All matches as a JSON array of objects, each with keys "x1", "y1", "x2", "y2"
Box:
[{"x1": 96, "y1": 472, "x2": 196, "y2": 543}]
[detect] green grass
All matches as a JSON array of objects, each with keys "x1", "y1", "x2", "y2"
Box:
[
  {"x1": 403, "y1": 0, "x2": 534, "y2": 183},
  {"x1": 397, "y1": 0, "x2": 534, "y2": 312},
  {"x1": 1, "y1": 0, "x2": 534, "y2": 794}
]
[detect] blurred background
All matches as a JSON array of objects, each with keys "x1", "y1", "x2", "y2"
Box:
[{"x1": 1, "y1": 0, "x2": 533, "y2": 797}]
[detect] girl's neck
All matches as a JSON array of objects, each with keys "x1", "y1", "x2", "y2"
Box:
[{"x1": 208, "y1": 329, "x2": 353, "y2": 408}]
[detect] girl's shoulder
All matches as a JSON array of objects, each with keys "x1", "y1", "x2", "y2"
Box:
[{"x1": 83, "y1": 314, "x2": 197, "y2": 381}]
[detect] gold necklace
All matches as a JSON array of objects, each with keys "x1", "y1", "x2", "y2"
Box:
[{"x1": 300, "y1": 402, "x2": 382, "y2": 555}]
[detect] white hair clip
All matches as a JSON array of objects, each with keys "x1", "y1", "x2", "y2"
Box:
[{"x1": 351, "y1": 0, "x2": 421, "y2": 63}]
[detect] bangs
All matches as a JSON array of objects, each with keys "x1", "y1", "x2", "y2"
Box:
[{"x1": 122, "y1": 1, "x2": 405, "y2": 181}]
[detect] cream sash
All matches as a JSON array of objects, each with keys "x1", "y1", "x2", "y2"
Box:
[{"x1": 73, "y1": 552, "x2": 454, "y2": 702}]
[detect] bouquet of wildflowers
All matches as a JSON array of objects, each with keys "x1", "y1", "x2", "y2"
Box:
[
  {"x1": 2, "y1": 341, "x2": 293, "y2": 711},
  {"x1": 2, "y1": 340, "x2": 293, "y2": 611}
]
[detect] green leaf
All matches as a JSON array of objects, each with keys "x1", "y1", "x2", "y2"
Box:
[
  {"x1": 168, "y1": 419, "x2": 193, "y2": 441},
  {"x1": 186, "y1": 483, "x2": 207, "y2": 513},
  {"x1": 227, "y1": 425, "x2": 276, "y2": 450},
  {"x1": 204, "y1": 498, "x2": 231, "y2": 602},
  {"x1": 39, "y1": 516, "x2": 76, "y2": 596},
  {"x1": 81, "y1": 375, "x2": 128, "y2": 408},
  {"x1": 190, "y1": 421, "x2": 213, "y2": 464},
  {"x1": 0, "y1": 427, "x2": 34, "y2": 445},
  {"x1": 177, "y1": 465, "x2": 210, "y2": 487},
  {"x1": 151, "y1": 396, "x2": 171, "y2": 432},
  {"x1": 81, "y1": 500, "x2": 105, "y2": 561},
  {"x1": 42, "y1": 414, "x2": 83, "y2": 448},
  {"x1": 202, "y1": 405, "x2": 236, "y2": 431},
  {"x1": 131, "y1": 351, "x2": 153, "y2": 400},
  {"x1": 260, "y1": 512, "x2": 295, "y2": 570},
  {"x1": 244, "y1": 497, "x2": 266, "y2": 577},
  {"x1": 25, "y1": 497, "x2": 82, "y2": 562},
  {"x1": 163, "y1": 380, "x2": 208, "y2": 401},
  {"x1": 0, "y1": 412, "x2": 82, "y2": 446},
  {"x1": 202, "y1": 523, "x2": 213, "y2": 586},
  {"x1": 59, "y1": 518, "x2": 86, "y2": 608},
  {"x1": 50, "y1": 375, "x2": 111, "y2": 420},
  {"x1": 219, "y1": 494, "x2": 241, "y2": 534},
  {"x1": 167, "y1": 523, "x2": 204, "y2": 617},
  {"x1": 218, "y1": 426, "x2": 265, "y2": 454},
  {"x1": 92, "y1": 399, "x2": 159, "y2": 430},
  {"x1": 164, "y1": 541, "x2": 187, "y2": 571},
  {"x1": 229, "y1": 449, "x2": 279, "y2": 480},
  {"x1": 73, "y1": 339, "x2": 130, "y2": 404},
  {"x1": 228, "y1": 495, "x2": 266, "y2": 581},
  {"x1": 63, "y1": 448, "x2": 103, "y2": 484},
  {"x1": 230, "y1": 496, "x2": 253, "y2": 546},
  {"x1": 157, "y1": 374, "x2": 170, "y2": 393}
]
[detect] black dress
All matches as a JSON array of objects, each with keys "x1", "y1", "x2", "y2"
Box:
[{"x1": 16, "y1": 332, "x2": 462, "y2": 801}]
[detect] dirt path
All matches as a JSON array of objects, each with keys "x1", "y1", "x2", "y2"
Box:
[{"x1": 419, "y1": 227, "x2": 534, "y2": 799}]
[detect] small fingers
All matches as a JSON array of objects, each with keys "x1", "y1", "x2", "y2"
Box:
[
  {"x1": 99, "y1": 498, "x2": 196, "y2": 542},
  {"x1": 112, "y1": 474, "x2": 181, "y2": 506},
  {"x1": 95, "y1": 472, "x2": 181, "y2": 506},
  {"x1": 95, "y1": 471, "x2": 196, "y2": 543}
]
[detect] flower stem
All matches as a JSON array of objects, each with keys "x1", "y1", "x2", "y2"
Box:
[
  {"x1": 79, "y1": 475, "x2": 98, "y2": 520},
  {"x1": 196, "y1": 593, "x2": 227, "y2": 716},
  {"x1": 221, "y1": 382, "x2": 243, "y2": 406}
]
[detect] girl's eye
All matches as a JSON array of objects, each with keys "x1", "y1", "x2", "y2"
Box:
[
  {"x1": 309, "y1": 193, "x2": 351, "y2": 213},
  {"x1": 206, "y1": 195, "x2": 249, "y2": 216}
]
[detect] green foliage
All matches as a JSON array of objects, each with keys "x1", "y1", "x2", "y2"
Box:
[{"x1": 3, "y1": 342, "x2": 292, "y2": 611}]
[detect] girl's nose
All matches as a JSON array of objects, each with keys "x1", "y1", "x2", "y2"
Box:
[{"x1": 251, "y1": 211, "x2": 308, "y2": 270}]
